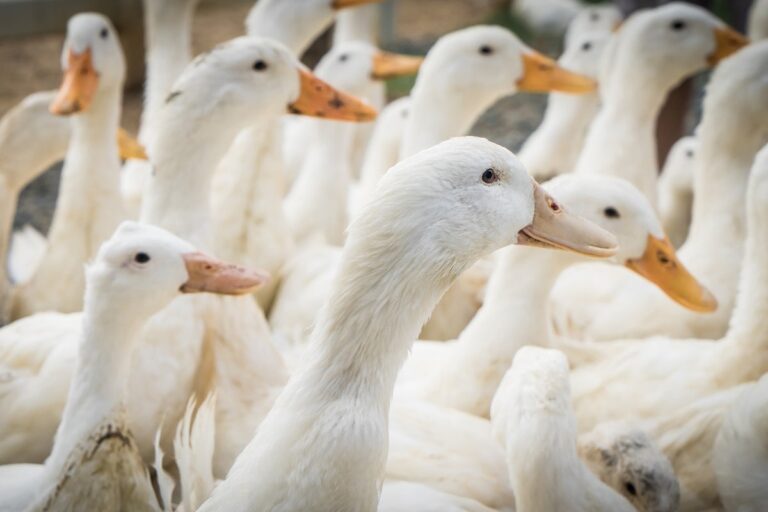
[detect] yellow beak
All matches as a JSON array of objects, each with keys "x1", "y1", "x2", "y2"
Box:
[
  {"x1": 707, "y1": 26, "x2": 749, "y2": 65},
  {"x1": 371, "y1": 52, "x2": 424, "y2": 81},
  {"x1": 626, "y1": 235, "x2": 718, "y2": 312},
  {"x1": 50, "y1": 48, "x2": 99, "y2": 115},
  {"x1": 288, "y1": 68, "x2": 377, "y2": 122},
  {"x1": 116, "y1": 128, "x2": 148, "y2": 161},
  {"x1": 517, "y1": 50, "x2": 597, "y2": 94}
]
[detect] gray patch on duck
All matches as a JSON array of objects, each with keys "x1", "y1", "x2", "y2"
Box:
[{"x1": 165, "y1": 90, "x2": 182, "y2": 104}]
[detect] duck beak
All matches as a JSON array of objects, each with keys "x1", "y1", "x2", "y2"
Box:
[
  {"x1": 181, "y1": 252, "x2": 270, "y2": 295},
  {"x1": 117, "y1": 128, "x2": 148, "y2": 160},
  {"x1": 626, "y1": 235, "x2": 717, "y2": 312},
  {"x1": 288, "y1": 68, "x2": 378, "y2": 122},
  {"x1": 707, "y1": 26, "x2": 749, "y2": 65},
  {"x1": 371, "y1": 51, "x2": 423, "y2": 80},
  {"x1": 332, "y1": 0, "x2": 381, "y2": 9},
  {"x1": 517, "y1": 50, "x2": 597, "y2": 94},
  {"x1": 517, "y1": 182, "x2": 618, "y2": 257},
  {"x1": 50, "y1": 48, "x2": 99, "y2": 115}
]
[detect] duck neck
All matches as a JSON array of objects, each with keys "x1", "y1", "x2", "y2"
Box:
[
  {"x1": 46, "y1": 288, "x2": 148, "y2": 473},
  {"x1": 400, "y1": 88, "x2": 496, "y2": 158},
  {"x1": 575, "y1": 66, "x2": 671, "y2": 202},
  {"x1": 140, "y1": 0, "x2": 197, "y2": 143},
  {"x1": 141, "y1": 105, "x2": 245, "y2": 248},
  {"x1": 451, "y1": 247, "x2": 577, "y2": 409},
  {"x1": 49, "y1": 87, "x2": 123, "y2": 244}
]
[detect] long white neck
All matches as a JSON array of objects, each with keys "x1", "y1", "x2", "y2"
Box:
[
  {"x1": 333, "y1": 5, "x2": 379, "y2": 45},
  {"x1": 140, "y1": 0, "x2": 197, "y2": 144},
  {"x1": 284, "y1": 119, "x2": 355, "y2": 245},
  {"x1": 519, "y1": 91, "x2": 599, "y2": 177},
  {"x1": 48, "y1": 87, "x2": 123, "y2": 249},
  {"x1": 140, "y1": 105, "x2": 244, "y2": 248},
  {"x1": 46, "y1": 288, "x2": 149, "y2": 473},
  {"x1": 400, "y1": 88, "x2": 497, "y2": 158},
  {"x1": 449, "y1": 247, "x2": 576, "y2": 413},
  {"x1": 575, "y1": 61, "x2": 674, "y2": 203}
]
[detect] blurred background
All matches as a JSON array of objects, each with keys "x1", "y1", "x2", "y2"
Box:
[{"x1": 0, "y1": 0, "x2": 745, "y2": 233}]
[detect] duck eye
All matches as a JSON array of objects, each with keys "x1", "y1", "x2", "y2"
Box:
[
  {"x1": 686, "y1": 149, "x2": 694, "y2": 158},
  {"x1": 339, "y1": 54, "x2": 349, "y2": 62},
  {"x1": 624, "y1": 482, "x2": 637, "y2": 496},
  {"x1": 253, "y1": 60, "x2": 268, "y2": 71},
  {"x1": 479, "y1": 45, "x2": 494, "y2": 56},
  {"x1": 604, "y1": 206, "x2": 620, "y2": 218},
  {"x1": 671, "y1": 20, "x2": 686, "y2": 31},
  {"x1": 100, "y1": 28, "x2": 109, "y2": 39},
  {"x1": 134, "y1": 252, "x2": 151, "y2": 264},
  {"x1": 581, "y1": 41, "x2": 592, "y2": 51},
  {"x1": 481, "y1": 168, "x2": 498, "y2": 184}
]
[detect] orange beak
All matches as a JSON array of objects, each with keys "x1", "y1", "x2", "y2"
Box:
[
  {"x1": 181, "y1": 252, "x2": 270, "y2": 295},
  {"x1": 331, "y1": 0, "x2": 381, "y2": 9},
  {"x1": 707, "y1": 26, "x2": 749, "y2": 65},
  {"x1": 288, "y1": 68, "x2": 377, "y2": 122},
  {"x1": 371, "y1": 51, "x2": 424, "y2": 80},
  {"x1": 117, "y1": 128, "x2": 148, "y2": 161},
  {"x1": 50, "y1": 48, "x2": 99, "y2": 115},
  {"x1": 626, "y1": 235, "x2": 718, "y2": 312},
  {"x1": 517, "y1": 50, "x2": 597, "y2": 94}
]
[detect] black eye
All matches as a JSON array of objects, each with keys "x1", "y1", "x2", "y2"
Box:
[
  {"x1": 253, "y1": 60, "x2": 268, "y2": 71},
  {"x1": 100, "y1": 28, "x2": 109, "y2": 39},
  {"x1": 671, "y1": 20, "x2": 686, "y2": 31},
  {"x1": 134, "y1": 252, "x2": 151, "y2": 264},
  {"x1": 581, "y1": 41, "x2": 592, "y2": 51},
  {"x1": 479, "y1": 45, "x2": 494, "y2": 55},
  {"x1": 604, "y1": 206, "x2": 620, "y2": 219},
  {"x1": 590, "y1": 12, "x2": 600, "y2": 22},
  {"x1": 339, "y1": 54, "x2": 349, "y2": 62},
  {"x1": 686, "y1": 149, "x2": 694, "y2": 158},
  {"x1": 625, "y1": 482, "x2": 637, "y2": 496},
  {"x1": 481, "y1": 168, "x2": 498, "y2": 184}
]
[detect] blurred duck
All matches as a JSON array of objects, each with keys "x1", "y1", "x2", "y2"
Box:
[
  {"x1": 0, "y1": 222, "x2": 265, "y2": 511},
  {"x1": 568, "y1": 141, "x2": 768, "y2": 435},
  {"x1": 519, "y1": 30, "x2": 610, "y2": 182},
  {"x1": 196, "y1": 137, "x2": 617, "y2": 511},
  {"x1": 10, "y1": 14, "x2": 128, "y2": 320},
  {"x1": 395, "y1": 174, "x2": 704, "y2": 418},
  {"x1": 565, "y1": 4, "x2": 622, "y2": 45},
  {"x1": 574, "y1": 2, "x2": 748, "y2": 204},
  {"x1": 657, "y1": 136, "x2": 697, "y2": 248},
  {"x1": 552, "y1": 40, "x2": 768, "y2": 342},
  {"x1": 490, "y1": 347, "x2": 637, "y2": 512},
  {"x1": 750, "y1": 0, "x2": 768, "y2": 40}
]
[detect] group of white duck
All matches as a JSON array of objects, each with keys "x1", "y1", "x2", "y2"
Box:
[{"x1": 0, "y1": 0, "x2": 767, "y2": 510}]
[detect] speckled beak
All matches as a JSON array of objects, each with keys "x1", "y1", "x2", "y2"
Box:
[
  {"x1": 517, "y1": 50, "x2": 597, "y2": 94},
  {"x1": 117, "y1": 128, "x2": 148, "y2": 161},
  {"x1": 707, "y1": 26, "x2": 749, "y2": 65},
  {"x1": 181, "y1": 252, "x2": 270, "y2": 295},
  {"x1": 288, "y1": 68, "x2": 377, "y2": 122},
  {"x1": 50, "y1": 48, "x2": 99, "y2": 115},
  {"x1": 626, "y1": 235, "x2": 718, "y2": 312},
  {"x1": 517, "y1": 182, "x2": 618, "y2": 258},
  {"x1": 371, "y1": 52, "x2": 424, "y2": 80}
]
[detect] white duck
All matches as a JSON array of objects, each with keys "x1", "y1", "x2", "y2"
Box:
[
  {"x1": 713, "y1": 374, "x2": 768, "y2": 512},
  {"x1": 564, "y1": 4, "x2": 622, "y2": 45},
  {"x1": 552, "y1": 39, "x2": 768, "y2": 342},
  {"x1": 519, "y1": 30, "x2": 610, "y2": 182},
  {"x1": 657, "y1": 136, "x2": 697, "y2": 248},
  {"x1": 574, "y1": 2, "x2": 748, "y2": 203},
  {"x1": 0, "y1": 92, "x2": 70, "y2": 322},
  {"x1": 395, "y1": 174, "x2": 708, "y2": 418},
  {"x1": 196, "y1": 136, "x2": 616, "y2": 511},
  {"x1": 0, "y1": 38, "x2": 369, "y2": 473},
  {"x1": 121, "y1": 0, "x2": 200, "y2": 216},
  {"x1": 490, "y1": 346, "x2": 636, "y2": 512},
  {"x1": 0, "y1": 222, "x2": 265, "y2": 511},
  {"x1": 569, "y1": 138, "x2": 768, "y2": 433},
  {"x1": 284, "y1": 42, "x2": 420, "y2": 246},
  {"x1": 10, "y1": 13, "x2": 128, "y2": 320}
]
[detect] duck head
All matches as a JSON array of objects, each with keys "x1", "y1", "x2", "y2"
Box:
[{"x1": 544, "y1": 174, "x2": 717, "y2": 312}]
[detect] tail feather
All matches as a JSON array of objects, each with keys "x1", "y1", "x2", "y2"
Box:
[{"x1": 175, "y1": 392, "x2": 217, "y2": 512}]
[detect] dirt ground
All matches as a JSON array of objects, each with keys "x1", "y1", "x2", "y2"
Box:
[{"x1": 1, "y1": 0, "x2": 551, "y2": 233}]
